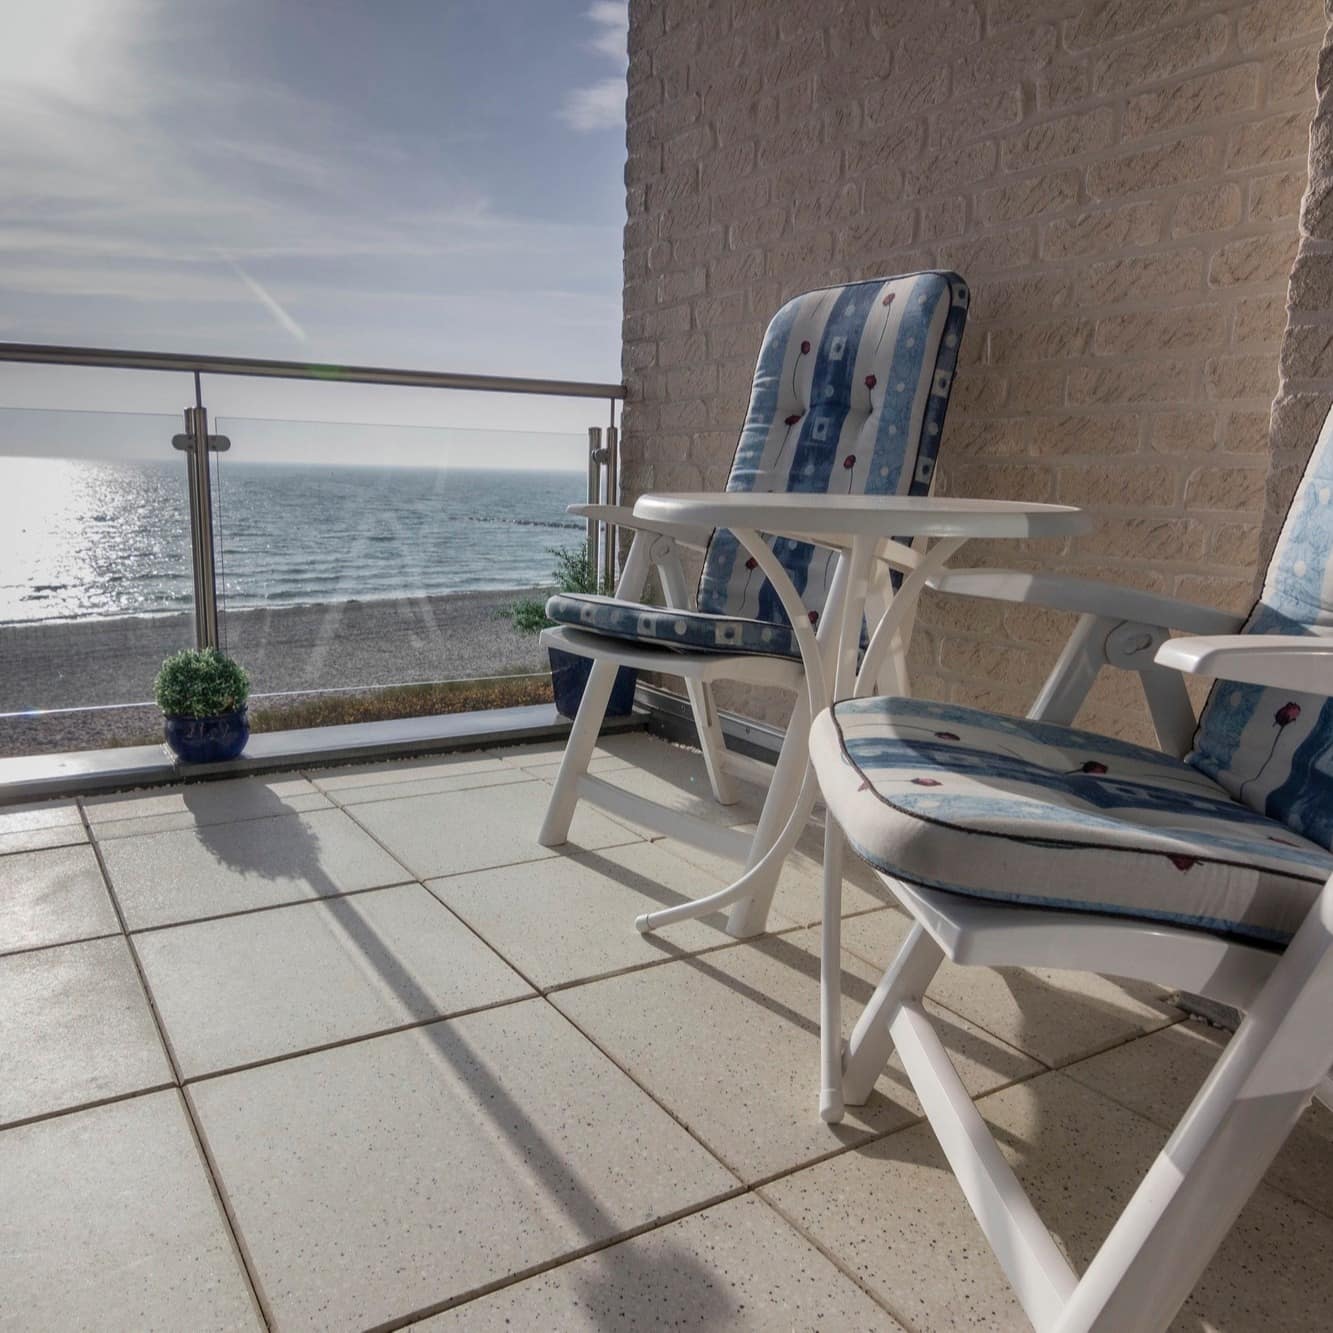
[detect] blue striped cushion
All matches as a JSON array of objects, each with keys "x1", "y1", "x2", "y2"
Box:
[
  {"x1": 812, "y1": 696, "x2": 1333, "y2": 946},
  {"x1": 1189, "y1": 404, "x2": 1333, "y2": 849},
  {"x1": 697, "y1": 271, "x2": 969, "y2": 633},
  {"x1": 546, "y1": 594, "x2": 801, "y2": 658}
]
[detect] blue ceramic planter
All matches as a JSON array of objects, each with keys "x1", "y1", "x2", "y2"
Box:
[
  {"x1": 163, "y1": 707, "x2": 250, "y2": 764},
  {"x1": 548, "y1": 649, "x2": 637, "y2": 720}
]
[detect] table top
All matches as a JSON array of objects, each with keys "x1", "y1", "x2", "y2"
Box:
[{"x1": 632, "y1": 492, "x2": 1092, "y2": 541}]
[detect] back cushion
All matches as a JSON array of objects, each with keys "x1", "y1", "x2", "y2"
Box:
[
  {"x1": 1189, "y1": 403, "x2": 1333, "y2": 849},
  {"x1": 696, "y1": 271, "x2": 969, "y2": 629}
]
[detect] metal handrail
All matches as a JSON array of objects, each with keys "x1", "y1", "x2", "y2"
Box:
[
  {"x1": 1, "y1": 338, "x2": 624, "y2": 662},
  {"x1": 0, "y1": 341, "x2": 625, "y2": 400}
]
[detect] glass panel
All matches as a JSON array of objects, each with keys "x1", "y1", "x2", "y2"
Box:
[
  {"x1": 0, "y1": 407, "x2": 194, "y2": 756},
  {"x1": 210, "y1": 417, "x2": 588, "y2": 731}
]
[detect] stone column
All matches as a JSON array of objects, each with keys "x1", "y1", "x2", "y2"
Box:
[{"x1": 1258, "y1": 3, "x2": 1333, "y2": 572}]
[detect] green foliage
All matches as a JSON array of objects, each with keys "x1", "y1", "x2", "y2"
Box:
[
  {"x1": 153, "y1": 648, "x2": 250, "y2": 718},
  {"x1": 509, "y1": 598, "x2": 552, "y2": 633},
  {"x1": 509, "y1": 542, "x2": 611, "y2": 634}
]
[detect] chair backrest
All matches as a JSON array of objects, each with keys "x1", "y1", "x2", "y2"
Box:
[
  {"x1": 695, "y1": 271, "x2": 969, "y2": 629},
  {"x1": 1189, "y1": 403, "x2": 1333, "y2": 848}
]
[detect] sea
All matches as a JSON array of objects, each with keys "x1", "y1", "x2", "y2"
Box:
[{"x1": 0, "y1": 456, "x2": 586, "y2": 625}]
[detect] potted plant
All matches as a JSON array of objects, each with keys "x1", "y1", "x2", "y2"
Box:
[
  {"x1": 511, "y1": 544, "x2": 637, "y2": 719},
  {"x1": 154, "y1": 647, "x2": 251, "y2": 763}
]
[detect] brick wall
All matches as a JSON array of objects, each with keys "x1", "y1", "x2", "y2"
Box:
[{"x1": 621, "y1": 0, "x2": 1326, "y2": 741}]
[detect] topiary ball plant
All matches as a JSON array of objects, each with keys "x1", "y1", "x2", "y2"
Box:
[
  {"x1": 154, "y1": 648, "x2": 249, "y2": 719},
  {"x1": 155, "y1": 648, "x2": 251, "y2": 763}
]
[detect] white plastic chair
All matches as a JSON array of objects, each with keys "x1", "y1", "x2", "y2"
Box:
[
  {"x1": 538, "y1": 271, "x2": 970, "y2": 938},
  {"x1": 807, "y1": 404, "x2": 1333, "y2": 1330}
]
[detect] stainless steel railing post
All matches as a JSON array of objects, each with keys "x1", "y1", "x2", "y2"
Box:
[
  {"x1": 603, "y1": 419, "x2": 618, "y2": 591},
  {"x1": 171, "y1": 374, "x2": 229, "y2": 651},
  {"x1": 587, "y1": 426, "x2": 603, "y2": 579}
]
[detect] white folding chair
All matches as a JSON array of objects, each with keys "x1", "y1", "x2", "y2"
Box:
[
  {"x1": 538, "y1": 271, "x2": 970, "y2": 938},
  {"x1": 808, "y1": 403, "x2": 1333, "y2": 1330}
]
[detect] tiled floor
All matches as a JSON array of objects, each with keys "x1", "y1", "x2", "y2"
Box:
[{"x1": 3, "y1": 731, "x2": 1332, "y2": 1330}]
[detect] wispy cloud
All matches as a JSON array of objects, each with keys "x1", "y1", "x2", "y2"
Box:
[
  {"x1": 560, "y1": 1, "x2": 627, "y2": 132},
  {"x1": 0, "y1": 0, "x2": 625, "y2": 386}
]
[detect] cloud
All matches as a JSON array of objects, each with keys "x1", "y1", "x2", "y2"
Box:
[
  {"x1": 561, "y1": 77, "x2": 627, "y2": 132},
  {"x1": 560, "y1": 1, "x2": 627, "y2": 132},
  {"x1": 0, "y1": 0, "x2": 625, "y2": 389}
]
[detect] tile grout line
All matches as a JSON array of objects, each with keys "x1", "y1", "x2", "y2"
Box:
[
  {"x1": 0, "y1": 927, "x2": 124, "y2": 962},
  {"x1": 72, "y1": 798, "x2": 277, "y2": 1333},
  {"x1": 752, "y1": 1185, "x2": 926, "y2": 1333},
  {"x1": 0, "y1": 1079, "x2": 180, "y2": 1135}
]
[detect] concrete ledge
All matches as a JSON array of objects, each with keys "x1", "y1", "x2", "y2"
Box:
[{"x1": 0, "y1": 704, "x2": 646, "y2": 805}]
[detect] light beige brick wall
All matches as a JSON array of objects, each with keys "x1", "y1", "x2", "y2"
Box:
[{"x1": 622, "y1": 0, "x2": 1324, "y2": 741}]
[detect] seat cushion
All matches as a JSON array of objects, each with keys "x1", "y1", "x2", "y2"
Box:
[
  {"x1": 545, "y1": 593, "x2": 803, "y2": 659},
  {"x1": 812, "y1": 696, "x2": 1333, "y2": 946}
]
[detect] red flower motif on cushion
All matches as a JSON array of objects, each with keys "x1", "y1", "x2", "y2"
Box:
[
  {"x1": 1079, "y1": 761, "x2": 1108, "y2": 775},
  {"x1": 1276, "y1": 702, "x2": 1302, "y2": 726},
  {"x1": 842, "y1": 455, "x2": 856, "y2": 470},
  {"x1": 1167, "y1": 854, "x2": 1197, "y2": 872},
  {"x1": 745, "y1": 556, "x2": 757, "y2": 570},
  {"x1": 800, "y1": 339, "x2": 811, "y2": 354},
  {"x1": 785, "y1": 412, "x2": 803, "y2": 426},
  {"x1": 911, "y1": 777, "x2": 941, "y2": 787},
  {"x1": 881, "y1": 293, "x2": 894, "y2": 307},
  {"x1": 807, "y1": 610, "x2": 819, "y2": 625},
  {"x1": 865, "y1": 374, "x2": 877, "y2": 389},
  {"x1": 934, "y1": 731, "x2": 959, "y2": 741}
]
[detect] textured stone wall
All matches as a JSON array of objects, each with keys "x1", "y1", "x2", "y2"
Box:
[
  {"x1": 1260, "y1": 5, "x2": 1333, "y2": 567},
  {"x1": 622, "y1": 0, "x2": 1325, "y2": 740}
]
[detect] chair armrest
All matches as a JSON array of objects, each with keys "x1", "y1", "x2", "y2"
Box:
[
  {"x1": 1155, "y1": 634, "x2": 1333, "y2": 694},
  {"x1": 568, "y1": 503, "x2": 712, "y2": 546},
  {"x1": 929, "y1": 569, "x2": 1245, "y2": 636}
]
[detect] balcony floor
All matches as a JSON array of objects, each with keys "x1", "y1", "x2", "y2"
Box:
[{"x1": 3, "y1": 732, "x2": 1333, "y2": 1330}]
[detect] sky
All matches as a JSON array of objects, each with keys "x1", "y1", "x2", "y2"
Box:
[{"x1": 0, "y1": 0, "x2": 629, "y2": 463}]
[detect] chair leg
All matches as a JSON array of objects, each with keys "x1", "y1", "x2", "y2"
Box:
[
  {"x1": 842, "y1": 921, "x2": 945, "y2": 1106},
  {"x1": 1053, "y1": 887, "x2": 1333, "y2": 1332},
  {"x1": 723, "y1": 692, "x2": 813, "y2": 939},
  {"x1": 820, "y1": 810, "x2": 847, "y2": 1122},
  {"x1": 684, "y1": 678, "x2": 740, "y2": 806},
  {"x1": 538, "y1": 658, "x2": 620, "y2": 847}
]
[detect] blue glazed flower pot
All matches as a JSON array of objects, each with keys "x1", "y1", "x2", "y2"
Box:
[
  {"x1": 548, "y1": 649, "x2": 637, "y2": 720},
  {"x1": 163, "y1": 707, "x2": 250, "y2": 764}
]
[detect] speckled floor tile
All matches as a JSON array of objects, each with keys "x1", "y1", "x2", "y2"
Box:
[
  {"x1": 841, "y1": 907, "x2": 1179, "y2": 1067},
  {"x1": 137, "y1": 883, "x2": 533, "y2": 1078},
  {"x1": 659, "y1": 817, "x2": 899, "y2": 928},
  {"x1": 427, "y1": 840, "x2": 801, "y2": 990},
  {"x1": 764, "y1": 1070, "x2": 1333, "y2": 1331},
  {"x1": 100, "y1": 807, "x2": 411, "y2": 929},
  {"x1": 308, "y1": 750, "x2": 505, "y2": 790},
  {"x1": 552, "y1": 927, "x2": 1040, "y2": 1182},
  {"x1": 1065, "y1": 1020, "x2": 1333, "y2": 1219},
  {"x1": 0, "y1": 1091, "x2": 261, "y2": 1330},
  {"x1": 349, "y1": 779, "x2": 641, "y2": 880},
  {"x1": 0, "y1": 799, "x2": 86, "y2": 855},
  {"x1": 84, "y1": 775, "x2": 331, "y2": 838},
  {"x1": 190, "y1": 1000, "x2": 734, "y2": 1331},
  {"x1": 0, "y1": 936, "x2": 173, "y2": 1126},
  {"x1": 0, "y1": 843, "x2": 119, "y2": 955},
  {"x1": 415, "y1": 1195, "x2": 901, "y2": 1330}
]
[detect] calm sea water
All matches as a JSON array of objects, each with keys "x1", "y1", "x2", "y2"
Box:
[{"x1": 0, "y1": 457, "x2": 586, "y2": 624}]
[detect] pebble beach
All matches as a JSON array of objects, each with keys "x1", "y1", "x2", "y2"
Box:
[{"x1": 0, "y1": 587, "x2": 553, "y2": 755}]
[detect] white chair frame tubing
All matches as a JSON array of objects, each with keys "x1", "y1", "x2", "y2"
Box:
[
  {"x1": 818, "y1": 534, "x2": 966, "y2": 1122},
  {"x1": 635, "y1": 527, "x2": 839, "y2": 934},
  {"x1": 639, "y1": 529, "x2": 963, "y2": 940}
]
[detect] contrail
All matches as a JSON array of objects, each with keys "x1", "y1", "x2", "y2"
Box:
[{"x1": 222, "y1": 255, "x2": 307, "y2": 343}]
